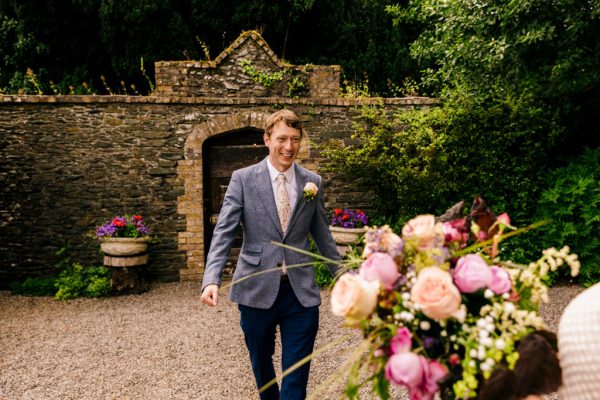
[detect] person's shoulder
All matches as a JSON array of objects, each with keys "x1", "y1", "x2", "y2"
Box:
[
  {"x1": 234, "y1": 159, "x2": 265, "y2": 177},
  {"x1": 295, "y1": 163, "x2": 321, "y2": 181}
]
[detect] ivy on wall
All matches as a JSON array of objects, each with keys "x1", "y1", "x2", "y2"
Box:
[{"x1": 239, "y1": 59, "x2": 307, "y2": 98}]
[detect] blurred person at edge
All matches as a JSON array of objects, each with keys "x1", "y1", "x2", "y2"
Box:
[{"x1": 557, "y1": 282, "x2": 600, "y2": 400}]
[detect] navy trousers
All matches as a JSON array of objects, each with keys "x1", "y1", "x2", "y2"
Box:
[{"x1": 239, "y1": 279, "x2": 319, "y2": 400}]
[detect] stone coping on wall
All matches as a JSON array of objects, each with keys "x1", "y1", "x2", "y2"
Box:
[{"x1": 0, "y1": 94, "x2": 438, "y2": 106}]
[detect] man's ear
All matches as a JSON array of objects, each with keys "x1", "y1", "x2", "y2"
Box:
[{"x1": 263, "y1": 132, "x2": 269, "y2": 145}]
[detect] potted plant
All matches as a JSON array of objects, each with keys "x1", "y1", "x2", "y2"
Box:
[
  {"x1": 95, "y1": 215, "x2": 151, "y2": 257},
  {"x1": 329, "y1": 208, "x2": 368, "y2": 254},
  {"x1": 95, "y1": 214, "x2": 152, "y2": 294}
]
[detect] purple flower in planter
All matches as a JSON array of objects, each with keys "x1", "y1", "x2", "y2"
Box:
[
  {"x1": 95, "y1": 214, "x2": 151, "y2": 238},
  {"x1": 330, "y1": 208, "x2": 369, "y2": 228},
  {"x1": 96, "y1": 224, "x2": 117, "y2": 237}
]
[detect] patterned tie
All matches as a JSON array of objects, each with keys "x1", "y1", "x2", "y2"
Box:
[{"x1": 277, "y1": 173, "x2": 291, "y2": 233}]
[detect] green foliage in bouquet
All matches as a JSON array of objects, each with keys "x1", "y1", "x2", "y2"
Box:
[
  {"x1": 535, "y1": 147, "x2": 600, "y2": 286},
  {"x1": 55, "y1": 263, "x2": 112, "y2": 301}
]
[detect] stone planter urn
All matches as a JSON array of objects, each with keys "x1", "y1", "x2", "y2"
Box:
[
  {"x1": 329, "y1": 226, "x2": 367, "y2": 256},
  {"x1": 99, "y1": 237, "x2": 149, "y2": 294},
  {"x1": 100, "y1": 237, "x2": 149, "y2": 257}
]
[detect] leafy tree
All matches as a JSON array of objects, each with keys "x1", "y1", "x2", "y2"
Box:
[
  {"x1": 322, "y1": 1, "x2": 599, "y2": 285},
  {"x1": 0, "y1": 0, "x2": 418, "y2": 95},
  {"x1": 288, "y1": 0, "x2": 421, "y2": 94},
  {"x1": 97, "y1": 0, "x2": 197, "y2": 93},
  {"x1": 0, "y1": 0, "x2": 103, "y2": 93},
  {"x1": 388, "y1": 0, "x2": 600, "y2": 96},
  {"x1": 387, "y1": 0, "x2": 600, "y2": 148}
]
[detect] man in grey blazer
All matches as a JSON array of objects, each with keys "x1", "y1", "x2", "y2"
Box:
[{"x1": 200, "y1": 109, "x2": 341, "y2": 400}]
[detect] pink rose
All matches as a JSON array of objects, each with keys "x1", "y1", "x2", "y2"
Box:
[
  {"x1": 420, "y1": 359, "x2": 448, "y2": 398},
  {"x1": 385, "y1": 352, "x2": 423, "y2": 389},
  {"x1": 402, "y1": 215, "x2": 443, "y2": 249},
  {"x1": 411, "y1": 267, "x2": 462, "y2": 320},
  {"x1": 390, "y1": 327, "x2": 412, "y2": 354},
  {"x1": 442, "y1": 217, "x2": 468, "y2": 246},
  {"x1": 330, "y1": 273, "x2": 378, "y2": 320},
  {"x1": 359, "y1": 252, "x2": 401, "y2": 290},
  {"x1": 489, "y1": 266, "x2": 512, "y2": 295},
  {"x1": 452, "y1": 254, "x2": 492, "y2": 293}
]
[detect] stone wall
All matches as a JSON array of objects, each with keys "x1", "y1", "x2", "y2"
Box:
[
  {"x1": 0, "y1": 95, "x2": 436, "y2": 286},
  {"x1": 155, "y1": 31, "x2": 339, "y2": 99},
  {"x1": 0, "y1": 31, "x2": 438, "y2": 286}
]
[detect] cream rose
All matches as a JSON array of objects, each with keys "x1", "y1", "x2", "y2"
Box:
[
  {"x1": 331, "y1": 273, "x2": 379, "y2": 320},
  {"x1": 401, "y1": 214, "x2": 444, "y2": 249},
  {"x1": 411, "y1": 266, "x2": 462, "y2": 320}
]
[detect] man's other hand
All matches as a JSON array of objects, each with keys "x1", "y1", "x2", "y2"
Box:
[{"x1": 201, "y1": 284, "x2": 219, "y2": 306}]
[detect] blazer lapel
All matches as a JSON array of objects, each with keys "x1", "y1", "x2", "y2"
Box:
[{"x1": 253, "y1": 159, "x2": 283, "y2": 234}]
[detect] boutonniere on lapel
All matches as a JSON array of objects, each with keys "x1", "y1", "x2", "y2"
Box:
[{"x1": 303, "y1": 182, "x2": 318, "y2": 201}]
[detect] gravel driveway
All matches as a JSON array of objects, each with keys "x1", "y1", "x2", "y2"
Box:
[{"x1": 0, "y1": 282, "x2": 583, "y2": 400}]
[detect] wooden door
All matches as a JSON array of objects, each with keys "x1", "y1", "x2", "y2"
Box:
[{"x1": 203, "y1": 129, "x2": 268, "y2": 278}]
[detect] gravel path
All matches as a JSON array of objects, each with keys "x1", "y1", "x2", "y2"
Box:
[{"x1": 0, "y1": 283, "x2": 583, "y2": 400}]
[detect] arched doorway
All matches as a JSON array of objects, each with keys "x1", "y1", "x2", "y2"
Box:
[
  {"x1": 177, "y1": 112, "x2": 311, "y2": 281},
  {"x1": 202, "y1": 128, "x2": 268, "y2": 278}
]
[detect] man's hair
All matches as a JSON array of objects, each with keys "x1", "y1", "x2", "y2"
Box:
[{"x1": 264, "y1": 109, "x2": 303, "y2": 137}]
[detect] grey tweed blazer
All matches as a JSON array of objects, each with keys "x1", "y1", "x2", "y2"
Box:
[{"x1": 201, "y1": 157, "x2": 341, "y2": 309}]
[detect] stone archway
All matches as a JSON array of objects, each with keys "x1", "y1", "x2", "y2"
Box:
[{"x1": 177, "y1": 112, "x2": 311, "y2": 281}]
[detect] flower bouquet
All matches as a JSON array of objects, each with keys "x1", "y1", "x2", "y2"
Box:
[
  {"x1": 331, "y1": 208, "x2": 369, "y2": 229},
  {"x1": 330, "y1": 196, "x2": 579, "y2": 399}
]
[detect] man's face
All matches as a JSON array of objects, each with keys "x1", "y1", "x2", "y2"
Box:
[{"x1": 264, "y1": 120, "x2": 301, "y2": 172}]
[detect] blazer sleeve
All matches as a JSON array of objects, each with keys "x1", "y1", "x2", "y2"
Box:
[
  {"x1": 201, "y1": 170, "x2": 244, "y2": 290},
  {"x1": 309, "y1": 177, "x2": 342, "y2": 277}
]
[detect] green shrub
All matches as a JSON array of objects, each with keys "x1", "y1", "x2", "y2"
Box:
[
  {"x1": 314, "y1": 260, "x2": 334, "y2": 288},
  {"x1": 10, "y1": 277, "x2": 58, "y2": 296},
  {"x1": 322, "y1": 92, "x2": 562, "y2": 225},
  {"x1": 55, "y1": 263, "x2": 112, "y2": 300},
  {"x1": 323, "y1": 104, "x2": 450, "y2": 221},
  {"x1": 534, "y1": 147, "x2": 600, "y2": 286},
  {"x1": 310, "y1": 238, "x2": 334, "y2": 288}
]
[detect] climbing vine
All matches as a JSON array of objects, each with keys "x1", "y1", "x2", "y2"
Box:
[
  {"x1": 239, "y1": 59, "x2": 307, "y2": 98},
  {"x1": 239, "y1": 59, "x2": 284, "y2": 88}
]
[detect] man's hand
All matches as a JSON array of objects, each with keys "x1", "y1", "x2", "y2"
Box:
[{"x1": 201, "y1": 284, "x2": 219, "y2": 306}]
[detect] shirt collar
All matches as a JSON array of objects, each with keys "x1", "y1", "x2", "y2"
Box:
[{"x1": 266, "y1": 157, "x2": 295, "y2": 184}]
